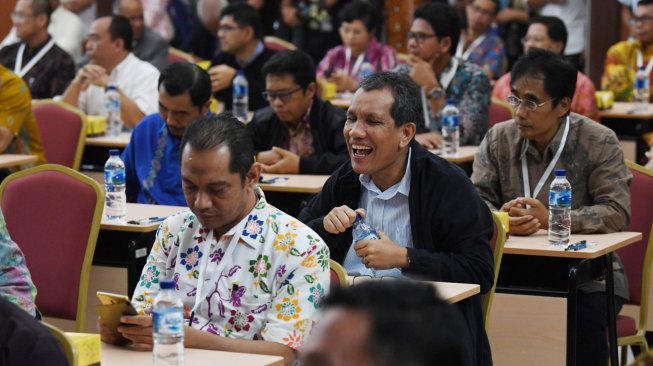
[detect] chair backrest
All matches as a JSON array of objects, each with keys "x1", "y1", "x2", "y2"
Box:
[
  {"x1": 0, "y1": 165, "x2": 103, "y2": 332},
  {"x1": 42, "y1": 321, "x2": 78, "y2": 366},
  {"x1": 167, "y1": 47, "x2": 194, "y2": 64},
  {"x1": 329, "y1": 259, "x2": 348, "y2": 290},
  {"x1": 482, "y1": 211, "x2": 507, "y2": 329},
  {"x1": 263, "y1": 36, "x2": 297, "y2": 51},
  {"x1": 32, "y1": 100, "x2": 87, "y2": 170},
  {"x1": 618, "y1": 162, "x2": 653, "y2": 327},
  {"x1": 488, "y1": 97, "x2": 513, "y2": 130}
]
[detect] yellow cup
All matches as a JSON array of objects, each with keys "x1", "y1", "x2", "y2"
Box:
[
  {"x1": 495, "y1": 211, "x2": 509, "y2": 234},
  {"x1": 322, "y1": 81, "x2": 337, "y2": 100}
]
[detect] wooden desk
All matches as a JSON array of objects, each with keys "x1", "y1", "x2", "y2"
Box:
[
  {"x1": 500, "y1": 230, "x2": 641, "y2": 366},
  {"x1": 101, "y1": 203, "x2": 186, "y2": 233},
  {"x1": 0, "y1": 154, "x2": 37, "y2": 168},
  {"x1": 429, "y1": 145, "x2": 478, "y2": 164},
  {"x1": 85, "y1": 132, "x2": 131, "y2": 148},
  {"x1": 599, "y1": 102, "x2": 653, "y2": 119},
  {"x1": 102, "y1": 343, "x2": 283, "y2": 366},
  {"x1": 259, "y1": 174, "x2": 329, "y2": 194},
  {"x1": 346, "y1": 276, "x2": 479, "y2": 303}
]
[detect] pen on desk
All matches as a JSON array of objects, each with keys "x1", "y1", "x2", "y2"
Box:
[
  {"x1": 188, "y1": 311, "x2": 194, "y2": 326},
  {"x1": 565, "y1": 240, "x2": 587, "y2": 251}
]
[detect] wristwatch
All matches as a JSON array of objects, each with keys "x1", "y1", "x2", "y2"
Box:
[{"x1": 427, "y1": 86, "x2": 444, "y2": 100}]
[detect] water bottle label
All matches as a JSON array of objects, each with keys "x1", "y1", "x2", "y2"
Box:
[
  {"x1": 111, "y1": 170, "x2": 126, "y2": 185},
  {"x1": 443, "y1": 115, "x2": 459, "y2": 127},
  {"x1": 636, "y1": 78, "x2": 649, "y2": 89},
  {"x1": 233, "y1": 84, "x2": 248, "y2": 96},
  {"x1": 548, "y1": 190, "x2": 571, "y2": 208},
  {"x1": 153, "y1": 308, "x2": 184, "y2": 335}
]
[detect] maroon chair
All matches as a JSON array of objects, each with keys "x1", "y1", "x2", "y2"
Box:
[
  {"x1": 263, "y1": 36, "x2": 297, "y2": 51},
  {"x1": 32, "y1": 100, "x2": 87, "y2": 170},
  {"x1": 329, "y1": 259, "x2": 347, "y2": 290},
  {"x1": 0, "y1": 165, "x2": 103, "y2": 332},
  {"x1": 615, "y1": 161, "x2": 653, "y2": 364},
  {"x1": 488, "y1": 97, "x2": 513, "y2": 130}
]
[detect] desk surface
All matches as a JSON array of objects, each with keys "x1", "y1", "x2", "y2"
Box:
[
  {"x1": 346, "y1": 276, "x2": 480, "y2": 303},
  {"x1": 101, "y1": 343, "x2": 284, "y2": 366},
  {"x1": 259, "y1": 174, "x2": 329, "y2": 194},
  {"x1": 86, "y1": 132, "x2": 131, "y2": 148},
  {"x1": 101, "y1": 203, "x2": 186, "y2": 233},
  {"x1": 429, "y1": 145, "x2": 478, "y2": 163},
  {"x1": 503, "y1": 230, "x2": 642, "y2": 259},
  {"x1": 599, "y1": 102, "x2": 653, "y2": 119},
  {"x1": 0, "y1": 154, "x2": 37, "y2": 168}
]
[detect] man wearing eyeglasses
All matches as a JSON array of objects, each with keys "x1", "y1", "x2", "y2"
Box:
[
  {"x1": 602, "y1": 0, "x2": 653, "y2": 102},
  {"x1": 208, "y1": 3, "x2": 276, "y2": 112},
  {"x1": 472, "y1": 48, "x2": 632, "y2": 366},
  {"x1": 456, "y1": 0, "x2": 505, "y2": 80},
  {"x1": 395, "y1": 2, "x2": 491, "y2": 150},
  {"x1": 248, "y1": 50, "x2": 347, "y2": 175}
]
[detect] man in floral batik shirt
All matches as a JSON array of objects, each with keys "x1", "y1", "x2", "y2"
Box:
[{"x1": 100, "y1": 114, "x2": 330, "y2": 366}]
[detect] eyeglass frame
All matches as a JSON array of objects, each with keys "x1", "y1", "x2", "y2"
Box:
[
  {"x1": 217, "y1": 24, "x2": 243, "y2": 33},
  {"x1": 10, "y1": 11, "x2": 38, "y2": 21},
  {"x1": 261, "y1": 87, "x2": 304, "y2": 104},
  {"x1": 506, "y1": 94, "x2": 556, "y2": 112},
  {"x1": 406, "y1": 31, "x2": 438, "y2": 43},
  {"x1": 630, "y1": 16, "x2": 653, "y2": 26}
]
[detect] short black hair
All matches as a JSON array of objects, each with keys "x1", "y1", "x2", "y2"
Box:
[
  {"x1": 159, "y1": 62, "x2": 212, "y2": 108},
  {"x1": 338, "y1": 0, "x2": 378, "y2": 33},
  {"x1": 414, "y1": 3, "x2": 460, "y2": 56},
  {"x1": 358, "y1": 72, "x2": 422, "y2": 127},
  {"x1": 220, "y1": 3, "x2": 263, "y2": 40},
  {"x1": 511, "y1": 48, "x2": 577, "y2": 110},
  {"x1": 31, "y1": 0, "x2": 53, "y2": 25},
  {"x1": 322, "y1": 280, "x2": 468, "y2": 366},
  {"x1": 530, "y1": 16, "x2": 568, "y2": 53},
  {"x1": 180, "y1": 113, "x2": 254, "y2": 182},
  {"x1": 638, "y1": 0, "x2": 653, "y2": 7},
  {"x1": 261, "y1": 50, "x2": 316, "y2": 89},
  {"x1": 109, "y1": 15, "x2": 133, "y2": 51}
]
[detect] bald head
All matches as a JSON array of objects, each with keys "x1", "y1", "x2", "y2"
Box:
[{"x1": 117, "y1": 0, "x2": 144, "y2": 41}]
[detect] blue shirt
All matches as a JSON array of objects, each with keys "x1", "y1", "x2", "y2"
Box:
[
  {"x1": 343, "y1": 149, "x2": 413, "y2": 277},
  {"x1": 121, "y1": 113, "x2": 186, "y2": 206}
]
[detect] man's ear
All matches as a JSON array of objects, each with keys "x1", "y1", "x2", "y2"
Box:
[
  {"x1": 306, "y1": 82, "x2": 317, "y2": 99},
  {"x1": 440, "y1": 36, "x2": 452, "y2": 55},
  {"x1": 36, "y1": 13, "x2": 48, "y2": 29},
  {"x1": 556, "y1": 96, "x2": 571, "y2": 118},
  {"x1": 247, "y1": 161, "x2": 263, "y2": 188},
  {"x1": 400, "y1": 122, "x2": 417, "y2": 148},
  {"x1": 243, "y1": 26, "x2": 255, "y2": 42}
]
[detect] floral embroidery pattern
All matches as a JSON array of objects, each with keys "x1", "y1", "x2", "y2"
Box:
[
  {"x1": 276, "y1": 295, "x2": 302, "y2": 322},
  {"x1": 273, "y1": 232, "x2": 297, "y2": 253},
  {"x1": 308, "y1": 284, "x2": 325, "y2": 309},
  {"x1": 139, "y1": 265, "x2": 160, "y2": 288},
  {"x1": 243, "y1": 214, "x2": 264, "y2": 239},
  {"x1": 229, "y1": 309, "x2": 255, "y2": 332},
  {"x1": 179, "y1": 245, "x2": 203, "y2": 271}
]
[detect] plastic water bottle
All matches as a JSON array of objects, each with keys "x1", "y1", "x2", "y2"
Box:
[
  {"x1": 548, "y1": 169, "x2": 572, "y2": 246},
  {"x1": 104, "y1": 149, "x2": 126, "y2": 222},
  {"x1": 153, "y1": 279, "x2": 185, "y2": 366},
  {"x1": 441, "y1": 99, "x2": 460, "y2": 156},
  {"x1": 358, "y1": 62, "x2": 375, "y2": 80},
  {"x1": 352, "y1": 213, "x2": 379, "y2": 277},
  {"x1": 232, "y1": 70, "x2": 249, "y2": 122},
  {"x1": 104, "y1": 83, "x2": 121, "y2": 136},
  {"x1": 634, "y1": 66, "x2": 650, "y2": 113}
]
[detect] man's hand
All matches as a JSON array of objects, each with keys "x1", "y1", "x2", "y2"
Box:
[
  {"x1": 208, "y1": 64, "x2": 237, "y2": 93},
  {"x1": 116, "y1": 315, "x2": 154, "y2": 351},
  {"x1": 415, "y1": 132, "x2": 443, "y2": 149},
  {"x1": 501, "y1": 197, "x2": 548, "y2": 236},
  {"x1": 323, "y1": 206, "x2": 363, "y2": 234},
  {"x1": 257, "y1": 150, "x2": 282, "y2": 165},
  {"x1": 354, "y1": 230, "x2": 408, "y2": 269},
  {"x1": 97, "y1": 316, "x2": 121, "y2": 345},
  {"x1": 327, "y1": 71, "x2": 357, "y2": 92},
  {"x1": 260, "y1": 147, "x2": 300, "y2": 174},
  {"x1": 77, "y1": 64, "x2": 109, "y2": 89},
  {"x1": 407, "y1": 55, "x2": 439, "y2": 89}
]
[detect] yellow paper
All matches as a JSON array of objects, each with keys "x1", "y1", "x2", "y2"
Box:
[
  {"x1": 495, "y1": 211, "x2": 509, "y2": 233},
  {"x1": 86, "y1": 115, "x2": 107, "y2": 136},
  {"x1": 595, "y1": 90, "x2": 614, "y2": 110},
  {"x1": 65, "y1": 332, "x2": 101, "y2": 366}
]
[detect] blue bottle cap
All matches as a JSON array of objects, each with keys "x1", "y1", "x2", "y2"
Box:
[
  {"x1": 354, "y1": 213, "x2": 362, "y2": 223},
  {"x1": 554, "y1": 168, "x2": 566, "y2": 176},
  {"x1": 109, "y1": 149, "x2": 120, "y2": 156},
  {"x1": 446, "y1": 99, "x2": 456, "y2": 105},
  {"x1": 160, "y1": 279, "x2": 175, "y2": 289}
]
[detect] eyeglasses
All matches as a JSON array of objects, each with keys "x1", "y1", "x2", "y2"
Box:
[
  {"x1": 10, "y1": 11, "x2": 36, "y2": 20},
  {"x1": 218, "y1": 24, "x2": 242, "y2": 33},
  {"x1": 506, "y1": 95, "x2": 555, "y2": 112},
  {"x1": 406, "y1": 31, "x2": 437, "y2": 43},
  {"x1": 262, "y1": 87, "x2": 302, "y2": 103},
  {"x1": 630, "y1": 16, "x2": 653, "y2": 25},
  {"x1": 350, "y1": 275, "x2": 400, "y2": 285},
  {"x1": 520, "y1": 36, "x2": 546, "y2": 45},
  {"x1": 470, "y1": 4, "x2": 494, "y2": 18}
]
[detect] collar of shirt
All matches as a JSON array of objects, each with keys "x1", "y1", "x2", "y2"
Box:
[
  {"x1": 237, "y1": 41, "x2": 265, "y2": 68},
  {"x1": 21, "y1": 35, "x2": 53, "y2": 60},
  {"x1": 288, "y1": 99, "x2": 314, "y2": 136},
  {"x1": 209, "y1": 187, "x2": 268, "y2": 249},
  {"x1": 358, "y1": 148, "x2": 412, "y2": 200},
  {"x1": 109, "y1": 53, "x2": 137, "y2": 81},
  {"x1": 518, "y1": 115, "x2": 570, "y2": 163}
]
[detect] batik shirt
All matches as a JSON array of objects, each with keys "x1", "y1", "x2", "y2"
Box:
[
  {"x1": 396, "y1": 58, "x2": 491, "y2": 146},
  {"x1": 458, "y1": 31, "x2": 506, "y2": 80},
  {"x1": 317, "y1": 36, "x2": 397, "y2": 83},
  {"x1": 132, "y1": 193, "x2": 330, "y2": 350},
  {"x1": 601, "y1": 40, "x2": 653, "y2": 102},
  {"x1": 0, "y1": 209, "x2": 37, "y2": 316}
]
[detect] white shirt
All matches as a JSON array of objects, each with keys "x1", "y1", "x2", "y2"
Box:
[
  {"x1": 540, "y1": 0, "x2": 587, "y2": 55},
  {"x1": 0, "y1": 6, "x2": 85, "y2": 62},
  {"x1": 78, "y1": 53, "x2": 160, "y2": 123}
]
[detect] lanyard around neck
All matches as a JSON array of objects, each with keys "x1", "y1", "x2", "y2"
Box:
[
  {"x1": 455, "y1": 34, "x2": 486, "y2": 60},
  {"x1": 521, "y1": 115, "x2": 570, "y2": 200},
  {"x1": 636, "y1": 49, "x2": 653, "y2": 75},
  {"x1": 14, "y1": 39, "x2": 55, "y2": 78},
  {"x1": 345, "y1": 47, "x2": 366, "y2": 78}
]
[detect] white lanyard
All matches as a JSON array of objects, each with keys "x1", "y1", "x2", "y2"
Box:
[
  {"x1": 190, "y1": 219, "x2": 246, "y2": 315},
  {"x1": 521, "y1": 115, "x2": 570, "y2": 200},
  {"x1": 14, "y1": 39, "x2": 55, "y2": 78},
  {"x1": 420, "y1": 58, "x2": 459, "y2": 129},
  {"x1": 344, "y1": 47, "x2": 366, "y2": 78},
  {"x1": 636, "y1": 49, "x2": 653, "y2": 75},
  {"x1": 455, "y1": 34, "x2": 486, "y2": 60}
]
